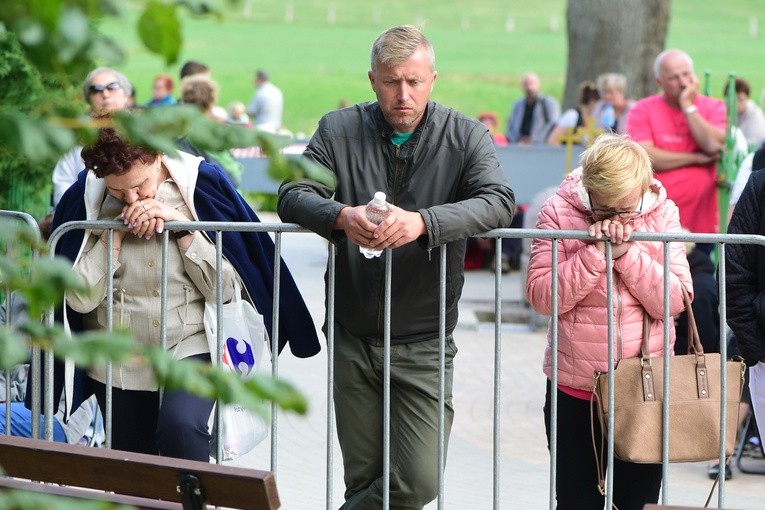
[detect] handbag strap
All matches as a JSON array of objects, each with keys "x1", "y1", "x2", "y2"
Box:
[
  {"x1": 590, "y1": 383, "x2": 607, "y2": 497},
  {"x1": 681, "y1": 285, "x2": 704, "y2": 355},
  {"x1": 589, "y1": 381, "x2": 621, "y2": 510},
  {"x1": 640, "y1": 286, "x2": 703, "y2": 356}
]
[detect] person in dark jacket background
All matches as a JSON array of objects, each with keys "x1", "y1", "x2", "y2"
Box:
[
  {"x1": 278, "y1": 25, "x2": 514, "y2": 509},
  {"x1": 675, "y1": 241, "x2": 719, "y2": 355},
  {"x1": 726, "y1": 167, "x2": 765, "y2": 447}
]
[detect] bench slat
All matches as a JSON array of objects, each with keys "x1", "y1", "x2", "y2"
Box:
[
  {"x1": 0, "y1": 477, "x2": 182, "y2": 509},
  {"x1": 0, "y1": 436, "x2": 279, "y2": 509}
]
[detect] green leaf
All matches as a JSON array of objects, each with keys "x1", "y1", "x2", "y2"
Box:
[
  {"x1": 55, "y1": 7, "x2": 90, "y2": 64},
  {"x1": 87, "y1": 32, "x2": 126, "y2": 66},
  {"x1": 13, "y1": 17, "x2": 45, "y2": 46},
  {"x1": 0, "y1": 488, "x2": 131, "y2": 510},
  {"x1": 137, "y1": 1, "x2": 182, "y2": 66},
  {"x1": 181, "y1": 118, "x2": 335, "y2": 188},
  {"x1": 113, "y1": 106, "x2": 202, "y2": 156},
  {"x1": 145, "y1": 347, "x2": 216, "y2": 397},
  {"x1": 23, "y1": 257, "x2": 89, "y2": 318},
  {"x1": 185, "y1": 117, "x2": 270, "y2": 152},
  {"x1": 0, "y1": 329, "x2": 30, "y2": 371},
  {"x1": 0, "y1": 111, "x2": 76, "y2": 165},
  {"x1": 53, "y1": 329, "x2": 134, "y2": 367}
]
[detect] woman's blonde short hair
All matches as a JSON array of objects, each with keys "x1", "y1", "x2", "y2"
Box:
[
  {"x1": 580, "y1": 133, "x2": 652, "y2": 200},
  {"x1": 596, "y1": 73, "x2": 627, "y2": 95},
  {"x1": 180, "y1": 74, "x2": 219, "y2": 113}
]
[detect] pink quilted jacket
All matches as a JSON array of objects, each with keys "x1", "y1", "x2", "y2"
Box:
[{"x1": 526, "y1": 168, "x2": 693, "y2": 392}]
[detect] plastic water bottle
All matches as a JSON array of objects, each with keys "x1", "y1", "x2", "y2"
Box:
[
  {"x1": 601, "y1": 104, "x2": 616, "y2": 132},
  {"x1": 359, "y1": 191, "x2": 390, "y2": 259}
]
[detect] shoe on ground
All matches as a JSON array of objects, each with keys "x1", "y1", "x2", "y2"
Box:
[{"x1": 707, "y1": 462, "x2": 733, "y2": 480}]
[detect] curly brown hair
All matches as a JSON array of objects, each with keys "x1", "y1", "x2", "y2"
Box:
[{"x1": 81, "y1": 128, "x2": 161, "y2": 178}]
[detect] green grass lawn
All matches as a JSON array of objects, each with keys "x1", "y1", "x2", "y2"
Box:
[{"x1": 104, "y1": 0, "x2": 765, "y2": 136}]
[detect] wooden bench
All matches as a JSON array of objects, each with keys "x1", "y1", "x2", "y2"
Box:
[
  {"x1": 0, "y1": 435, "x2": 280, "y2": 509},
  {"x1": 643, "y1": 505, "x2": 719, "y2": 509}
]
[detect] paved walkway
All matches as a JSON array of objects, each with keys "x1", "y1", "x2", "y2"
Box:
[{"x1": 230, "y1": 214, "x2": 765, "y2": 509}]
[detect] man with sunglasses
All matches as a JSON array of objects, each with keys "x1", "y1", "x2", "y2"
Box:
[{"x1": 51, "y1": 67, "x2": 133, "y2": 207}]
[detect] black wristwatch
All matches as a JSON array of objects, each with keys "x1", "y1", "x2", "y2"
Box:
[{"x1": 173, "y1": 230, "x2": 194, "y2": 239}]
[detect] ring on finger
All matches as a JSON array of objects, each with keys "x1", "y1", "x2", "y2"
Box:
[{"x1": 140, "y1": 200, "x2": 147, "y2": 210}]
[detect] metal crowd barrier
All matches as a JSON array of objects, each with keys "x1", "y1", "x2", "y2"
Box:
[
  {"x1": 0, "y1": 211, "x2": 41, "y2": 442},
  {"x1": 14, "y1": 218, "x2": 765, "y2": 509}
]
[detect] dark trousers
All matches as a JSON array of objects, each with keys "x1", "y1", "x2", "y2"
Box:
[
  {"x1": 543, "y1": 380, "x2": 662, "y2": 510},
  {"x1": 90, "y1": 353, "x2": 214, "y2": 461},
  {"x1": 333, "y1": 325, "x2": 457, "y2": 510}
]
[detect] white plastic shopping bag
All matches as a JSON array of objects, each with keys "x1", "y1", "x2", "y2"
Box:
[{"x1": 204, "y1": 281, "x2": 269, "y2": 460}]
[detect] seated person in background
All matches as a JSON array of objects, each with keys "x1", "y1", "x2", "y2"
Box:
[
  {"x1": 590, "y1": 73, "x2": 634, "y2": 134},
  {"x1": 478, "y1": 112, "x2": 509, "y2": 146},
  {"x1": 178, "y1": 74, "x2": 244, "y2": 186},
  {"x1": 725, "y1": 78, "x2": 765, "y2": 149},
  {"x1": 227, "y1": 101, "x2": 251, "y2": 126},
  {"x1": 546, "y1": 81, "x2": 599, "y2": 145},
  {"x1": 506, "y1": 72, "x2": 560, "y2": 144},
  {"x1": 145, "y1": 74, "x2": 177, "y2": 107}
]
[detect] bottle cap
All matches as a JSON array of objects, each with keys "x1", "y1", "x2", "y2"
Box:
[{"x1": 373, "y1": 191, "x2": 386, "y2": 205}]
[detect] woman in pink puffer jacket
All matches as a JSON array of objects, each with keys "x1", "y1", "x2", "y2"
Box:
[{"x1": 526, "y1": 134, "x2": 693, "y2": 510}]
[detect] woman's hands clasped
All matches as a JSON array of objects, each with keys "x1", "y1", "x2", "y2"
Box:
[
  {"x1": 121, "y1": 198, "x2": 187, "y2": 240},
  {"x1": 587, "y1": 218, "x2": 633, "y2": 259}
]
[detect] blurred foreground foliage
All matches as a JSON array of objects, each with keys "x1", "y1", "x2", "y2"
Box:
[
  {"x1": 0, "y1": 222, "x2": 307, "y2": 413},
  {"x1": 0, "y1": 1, "x2": 325, "y2": 506},
  {"x1": 0, "y1": 0, "x2": 332, "y2": 218}
]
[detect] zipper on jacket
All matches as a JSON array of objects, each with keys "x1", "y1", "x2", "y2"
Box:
[
  {"x1": 374, "y1": 142, "x2": 405, "y2": 343},
  {"x1": 615, "y1": 273, "x2": 624, "y2": 361}
]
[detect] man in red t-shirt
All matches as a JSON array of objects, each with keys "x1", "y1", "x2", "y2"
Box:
[{"x1": 626, "y1": 49, "x2": 726, "y2": 236}]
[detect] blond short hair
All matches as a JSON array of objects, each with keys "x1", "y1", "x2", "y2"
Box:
[
  {"x1": 180, "y1": 74, "x2": 219, "y2": 113},
  {"x1": 596, "y1": 73, "x2": 627, "y2": 95},
  {"x1": 370, "y1": 25, "x2": 435, "y2": 73},
  {"x1": 581, "y1": 134, "x2": 652, "y2": 200}
]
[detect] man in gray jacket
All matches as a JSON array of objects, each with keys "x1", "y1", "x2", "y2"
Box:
[
  {"x1": 278, "y1": 25, "x2": 515, "y2": 509},
  {"x1": 506, "y1": 72, "x2": 560, "y2": 144}
]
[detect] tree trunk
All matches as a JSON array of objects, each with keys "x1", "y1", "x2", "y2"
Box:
[{"x1": 563, "y1": 0, "x2": 670, "y2": 110}]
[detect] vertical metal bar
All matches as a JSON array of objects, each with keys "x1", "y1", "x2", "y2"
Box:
[
  {"x1": 104, "y1": 228, "x2": 115, "y2": 449},
  {"x1": 30, "y1": 341, "x2": 41, "y2": 439},
  {"x1": 326, "y1": 244, "x2": 337, "y2": 510},
  {"x1": 437, "y1": 243, "x2": 447, "y2": 510},
  {"x1": 3, "y1": 275, "x2": 11, "y2": 435},
  {"x1": 270, "y1": 232, "x2": 283, "y2": 476},
  {"x1": 605, "y1": 241, "x2": 614, "y2": 509},
  {"x1": 548, "y1": 238, "x2": 559, "y2": 510},
  {"x1": 43, "y1": 348, "x2": 54, "y2": 440},
  {"x1": 31, "y1": 240, "x2": 55, "y2": 439},
  {"x1": 717, "y1": 242, "x2": 728, "y2": 508},
  {"x1": 492, "y1": 236, "x2": 503, "y2": 510},
  {"x1": 661, "y1": 242, "x2": 671, "y2": 502},
  {"x1": 214, "y1": 230, "x2": 224, "y2": 464},
  {"x1": 383, "y1": 247, "x2": 392, "y2": 510},
  {"x1": 159, "y1": 231, "x2": 170, "y2": 410}
]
